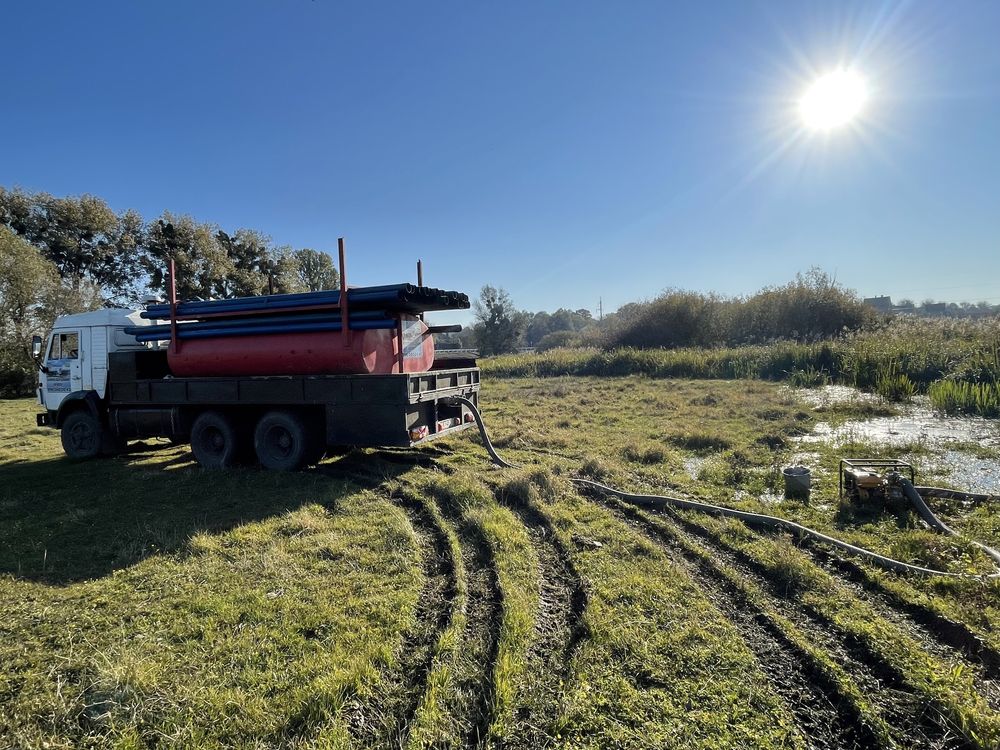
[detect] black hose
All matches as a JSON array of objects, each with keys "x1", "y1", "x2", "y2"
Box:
[
  {"x1": 452, "y1": 396, "x2": 1000, "y2": 579},
  {"x1": 899, "y1": 479, "x2": 1000, "y2": 572},
  {"x1": 443, "y1": 396, "x2": 518, "y2": 469}
]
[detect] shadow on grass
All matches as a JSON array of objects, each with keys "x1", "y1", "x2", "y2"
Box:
[
  {"x1": 0, "y1": 444, "x2": 424, "y2": 585},
  {"x1": 833, "y1": 497, "x2": 916, "y2": 531}
]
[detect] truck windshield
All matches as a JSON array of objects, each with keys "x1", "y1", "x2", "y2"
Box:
[{"x1": 48, "y1": 332, "x2": 79, "y2": 359}]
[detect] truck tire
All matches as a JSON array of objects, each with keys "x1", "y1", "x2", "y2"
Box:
[
  {"x1": 61, "y1": 410, "x2": 104, "y2": 460},
  {"x1": 190, "y1": 411, "x2": 242, "y2": 469},
  {"x1": 254, "y1": 411, "x2": 316, "y2": 471}
]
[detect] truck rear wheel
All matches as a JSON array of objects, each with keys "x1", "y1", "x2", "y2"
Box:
[
  {"x1": 61, "y1": 410, "x2": 103, "y2": 460},
  {"x1": 191, "y1": 411, "x2": 242, "y2": 469},
  {"x1": 254, "y1": 411, "x2": 318, "y2": 471}
]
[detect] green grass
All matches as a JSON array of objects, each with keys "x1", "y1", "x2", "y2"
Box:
[
  {"x1": 3, "y1": 372, "x2": 1000, "y2": 748},
  {"x1": 515, "y1": 473, "x2": 801, "y2": 749},
  {"x1": 0, "y1": 400, "x2": 424, "y2": 748}
]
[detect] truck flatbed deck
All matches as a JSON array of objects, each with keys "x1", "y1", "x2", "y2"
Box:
[{"x1": 98, "y1": 350, "x2": 479, "y2": 449}]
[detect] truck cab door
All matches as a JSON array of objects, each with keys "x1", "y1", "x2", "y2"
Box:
[{"x1": 42, "y1": 329, "x2": 83, "y2": 411}]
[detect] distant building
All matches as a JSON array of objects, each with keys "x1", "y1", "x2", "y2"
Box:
[
  {"x1": 864, "y1": 295, "x2": 893, "y2": 313},
  {"x1": 921, "y1": 302, "x2": 948, "y2": 316}
]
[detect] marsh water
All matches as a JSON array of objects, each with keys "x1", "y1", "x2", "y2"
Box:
[{"x1": 793, "y1": 385, "x2": 1000, "y2": 495}]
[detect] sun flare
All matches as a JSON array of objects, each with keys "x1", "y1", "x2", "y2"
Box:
[{"x1": 799, "y1": 70, "x2": 868, "y2": 130}]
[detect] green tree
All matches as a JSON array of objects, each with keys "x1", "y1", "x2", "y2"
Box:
[
  {"x1": 473, "y1": 285, "x2": 525, "y2": 356},
  {"x1": 267, "y1": 246, "x2": 305, "y2": 294},
  {"x1": 144, "y1": 215, "x2": 231, "y2": 300},
  {"x1": 536, "y1": 330, "x2": 579, "y2": 351},
  {"x1": 148, "y1": 223, "x2": 308, "y2": 300},
  {"x1": 0, "y1": 227, "x2": 101, "y2": 396},
  {"x1": 0, "y1": 187, "x2": 144, "y2": 304},
  {"x1": 524, "y1": 311, "x2": 552, "y2": 347},
  {"x1": 214, "y1": 228, "x2": 271, "y2": 297},
  {"x1": 294, "y1": 248, "x2": 339, "y2": 292}
]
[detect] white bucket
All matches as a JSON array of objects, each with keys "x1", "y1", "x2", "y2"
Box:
[{"x1": 783, "y1": 466, "x2": 811, "y2": 499}]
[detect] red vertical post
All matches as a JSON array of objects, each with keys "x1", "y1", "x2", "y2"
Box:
[
  {"x1": 168, "y1": 258, "x2": 179, "y2": 354},
  {"x1": 416, "y1": 259, "x2": 424, "y2": 321},
  {"x1": 396, "y1": 318, "x2": 405, "y2": 373},
  {"x1": 339, "y1": 238, "x2": 351, "y2": 347}
]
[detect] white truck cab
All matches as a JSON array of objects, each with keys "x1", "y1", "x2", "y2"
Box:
[{"x1": 37, "y1": 309, "x2": 152, "y2": 413}]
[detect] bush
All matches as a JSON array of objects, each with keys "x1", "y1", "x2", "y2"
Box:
[
  {"x1": 600, "y1": 269, "x2": 875, "y2": 350},
  {"x1": 786, "y1": 367, "x2": 830, "y2": 388},
  {"x1": 481, "y1": 316, "x2": 1000, "y2": 419},
  {"x1": 0, "y1": 345, "x2": 35, "y2": 398},
  {"x1": 875, "y1": 369, "x2": 916, "y2": 402},
  {"x1": 536, "y1": 330, "x2": 579, "y2": 351}
]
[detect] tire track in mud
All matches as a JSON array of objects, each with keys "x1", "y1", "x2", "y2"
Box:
[
  {"x1": 333, "y1": 460, "x2": 502, "y2": 748},
  {"x1": 803, "y1": 547, "x2": 1000, "y2": 714},
  {"x1": 645, "y1": 503, "x2": 977, "y2": 750},
  {"x1": 805, "y1": 543, "x2": 1000, "y2": 681},
  {"x1": 334, "y1": 454, "x2": 506, "y2": 748},
  {"x1": 436, "y1": 500, "x2": 504, "y2": 749},
  {"x1": 503, "y1": 498, "x2": 588, "y2": 745},
  {"x1": 580, "y1": 489, "x2": 879, "y2": 750},
  {"x1": 346, "y1": 491, "x2": 459, "y2": 748}
]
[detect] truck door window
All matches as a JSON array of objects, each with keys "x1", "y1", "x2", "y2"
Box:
[{"x1": 48, "y1": 332, "x2": 79, "y2": 359}]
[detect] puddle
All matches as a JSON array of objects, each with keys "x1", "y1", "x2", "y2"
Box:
[
  {"x1": 792, "y1": 385, "x2": 884, "y2": 409},
  {"x1": 792, "y1": 386, "x2": 1000, "y2": 494},
  {"x1": 934, "y1": 450, "x2": 1000, "y2": 496},
  {"x1": 797, "y1": 401, "x2": 1000, "y2": 449},
  {"x1": 684, "y1": 456, "x2": 706, "y2": 480}
]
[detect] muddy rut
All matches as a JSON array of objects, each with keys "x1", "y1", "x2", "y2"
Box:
[
  {"x1": 635, "y1": 498, "x2": 977, "y2": 750},
  {"x1": 438, "y1": 501, "x2": 504, "y2": 748},
  {"x1": 592, "y1": 492, "x2": 880, "y2": 750},
  {"x1": 347, "y1": 493, "x2": 459, "y2": 747},
  {"x1": 806, "y1": 543, "x2": 1000, "y2": 681},
  {"x1": 504, "y1": 498, "x2": 588, "y2": 745}
]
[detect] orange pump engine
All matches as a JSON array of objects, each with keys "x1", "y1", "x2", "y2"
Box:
[{"x1": 839, "y1": 458, "x2": 916, "y2": 502}]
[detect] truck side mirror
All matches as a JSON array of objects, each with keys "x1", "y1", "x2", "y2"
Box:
[{"x1": 32, "y1": 335, "x2": 42, "y2": 358}]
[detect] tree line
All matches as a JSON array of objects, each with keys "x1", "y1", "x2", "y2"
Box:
[
  {"x1": 0, "y1": 187, "x2": 339, "y2": 304},
  {"x1": 470, "y1": 270, "x2": 879, "y2": 356},
  {"x1": 466, "y1": 285, "x2": 600, "y2": 355}
]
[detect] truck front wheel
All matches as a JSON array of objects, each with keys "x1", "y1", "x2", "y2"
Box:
[
  {"x1": 191, "y1": 411, "x2": 243, "y2": 469},
  {"x1": 61, "y1": 410, "x2": 103, "y2": 460},
  {"x1": 254, "y1": 411, "x2": 317, "y2": 471}
]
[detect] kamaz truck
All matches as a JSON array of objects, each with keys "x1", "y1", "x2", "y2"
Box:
[{"x1": 32, "y1": 251, "x2": 480, "y2": 470}]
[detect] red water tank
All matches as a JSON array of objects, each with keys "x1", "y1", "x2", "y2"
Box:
[{"x1": 166, "y1": 316, "x2": 435, "y2": 377}]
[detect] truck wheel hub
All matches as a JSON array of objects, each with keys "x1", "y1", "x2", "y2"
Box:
[
  {"x1": 68, "y1": 422, "x2": 96, "y2": 451},
  {"x1": 265, "y1": 427, "x2": 294, "y2": 456},
  {"x1": 204, "y1": 428, "x2": 225, "y2": 453}
]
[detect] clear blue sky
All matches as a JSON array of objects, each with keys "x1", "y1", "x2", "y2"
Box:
[{"x1": 4, "y1": 0, "x2": 1000, "y2": 321}]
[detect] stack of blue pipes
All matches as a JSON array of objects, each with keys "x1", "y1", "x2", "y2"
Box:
[{"x1": 126, "y1": 284, "x2": 470, "y2": 344}]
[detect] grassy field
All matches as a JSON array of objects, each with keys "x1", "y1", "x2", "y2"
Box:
[{"x1": 2, "y1": 375, "x2": 999, "y2": 749}]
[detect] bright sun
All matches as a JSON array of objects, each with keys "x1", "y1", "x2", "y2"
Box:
[{"x1": 799, "y1": 70, "x2": 868, "y2": 130}]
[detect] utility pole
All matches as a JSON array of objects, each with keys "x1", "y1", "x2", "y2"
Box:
[{"x1": 598, "y1": 297, "x2": 603, "y2": 322}]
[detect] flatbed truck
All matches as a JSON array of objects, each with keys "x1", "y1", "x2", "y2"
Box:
[{"x1": 33, "y1": 309, "x2": 480, "y2": 470}]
